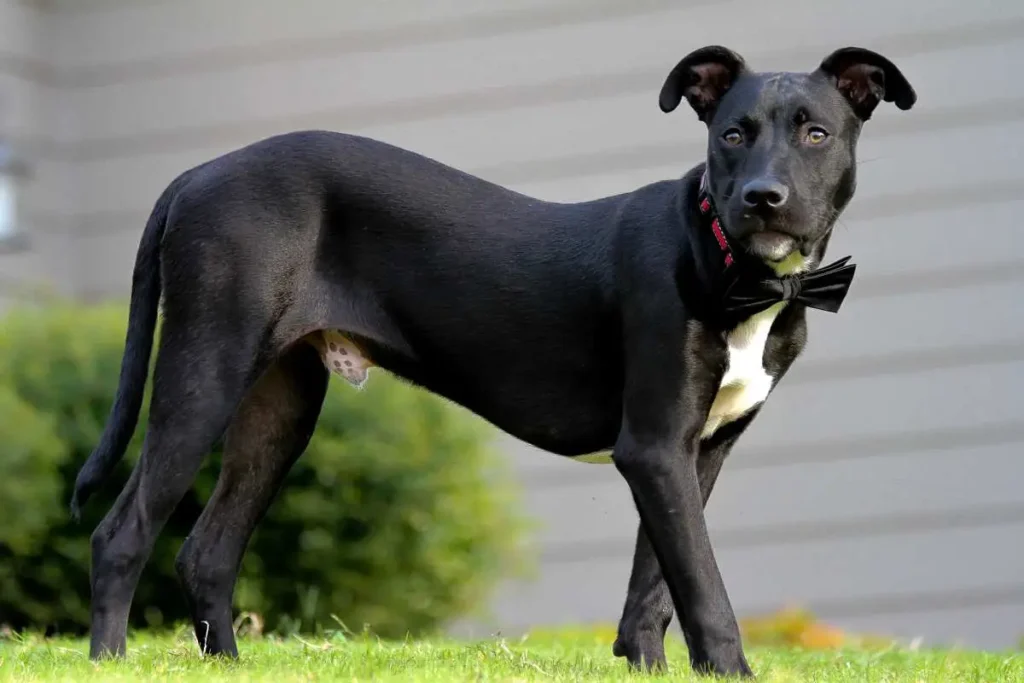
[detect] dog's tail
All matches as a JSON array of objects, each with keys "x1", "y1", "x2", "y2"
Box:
[{"x1": 69, "y1": 174, "x2": 186, "y2": 521}]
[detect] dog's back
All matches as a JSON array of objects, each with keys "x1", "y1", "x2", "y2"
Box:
[{"x1": 154, "y1": 131, "x2": 646, "y2": 452}]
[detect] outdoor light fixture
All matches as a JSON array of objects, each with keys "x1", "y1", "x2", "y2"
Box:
[{"x1": 0, "y1": 139, "x2": 30, "y2": 250}]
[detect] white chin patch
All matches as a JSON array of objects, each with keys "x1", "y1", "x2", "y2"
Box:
[
  {"x1": 749, "y1": 232, "x2": 797, "y2": 262},
  {"x1": 764, "y1": 244, "x2": 794, "y2": 261},
  {"x1": 311, "y1": 330, "x2": 375, "y2": 388}
]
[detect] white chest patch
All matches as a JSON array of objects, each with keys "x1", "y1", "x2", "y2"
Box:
[
  {"x1": 569, "y1": 252, "x2": 809, "y2": 464},
  {"x1": 700, "y1": 302, "x2": 784, "y2": 439},
  {"x1": 570, "y1": 305, "x2": 784, "y2": 466}
]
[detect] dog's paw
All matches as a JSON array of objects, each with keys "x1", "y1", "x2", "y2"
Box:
[
  {"x1": 689, "y1": 651, "x2": 755, "y2": 678},
  {"x1": 612, "y1": 633, "x2": 668, "y2": 673}
]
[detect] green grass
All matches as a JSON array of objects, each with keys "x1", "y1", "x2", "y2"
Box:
[{"x1": 1, "y1": 627, "x2": 1021, "y2": 682}]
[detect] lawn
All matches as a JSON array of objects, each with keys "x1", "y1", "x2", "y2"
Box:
[{"x1": 2, "y1": 626, "x2": 1022, "y2": 682}]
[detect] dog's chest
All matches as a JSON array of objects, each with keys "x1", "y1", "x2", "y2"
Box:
[
  {"x1": 571, "y1": 303, "x2": 785, "y2": 464},
  {"x1": 700, "y1": 302, "x2": 784, "y2": 439}
]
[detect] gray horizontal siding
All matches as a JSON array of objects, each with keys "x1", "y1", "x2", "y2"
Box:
[
  {"x1": 505, "y1": 524, "x2": 1024, "y2": 615},
  {"x1": 517, "y1": 442, "x2": 1024, "y2": 545},
  {"x1": 0, "y1": 0, "x2": 37, "y2": 63},
  {"x1": 36, "y1": 71, "x2": 1024, "y2": 222},
  {"x1": 20, "y1": 35, "x2": 1023, "y2": 232},
  {"x1": 516, "y1": 421, "x2": 1024, "y2": 489},
  {"x1": 501, "y1": 364, "x2": 1024, "y2": 545},
  {"x1": 486, "y1": 543, "x2": 1024, "y2": 647},
  {"x1": 27, "y1": 0, "x2": 1024, "y2": 156},
  {"x1": 0, "y1": 0, "x2": 47, "y2": 142},
  {"x1": 8, "y1": 0, "x2": 1023, "y2": 648},
  {"x1": 0, "y1": 0, "x2": 74, "y2": 309},
  {"x1": 43, "y1": 0, "x2": 1014, "y2": 87},
  {"x1": 486, "y1": 356, "x2": 1024, "y2": 643},
  {"x1": 0, "y1": 229, "x2": 77, "y2": 301}
]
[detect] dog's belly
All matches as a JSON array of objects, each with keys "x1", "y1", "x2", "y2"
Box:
[
  {"x1": 311, "y1": 305, "x2": 781, "y2": 465},
  {"x1": 308, "y1": 329, "x2": 620, "y2": 455},
  {"x1": 569, "y1": 303, "x2": 784, "y2": 465}
]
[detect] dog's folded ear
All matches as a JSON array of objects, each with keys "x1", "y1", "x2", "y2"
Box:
[
  {"x1": 659, "y1": 46, "x2": 747, "y2": 123},
  {"x1": 816, "y1": 47, "x2": 917, "y2": 121}
]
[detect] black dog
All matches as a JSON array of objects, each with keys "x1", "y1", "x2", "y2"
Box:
[{"x1": 70, "y1": 45, "x2": 915, "y2": 676}]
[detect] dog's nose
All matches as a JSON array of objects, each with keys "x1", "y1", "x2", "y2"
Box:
[{"x1": 742, "y1": 179, "x2": 789, "y2": 211}]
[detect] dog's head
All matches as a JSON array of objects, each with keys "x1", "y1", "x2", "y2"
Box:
[{"x1": 660, "y1": 46, "x2": 916, "y2": 269}]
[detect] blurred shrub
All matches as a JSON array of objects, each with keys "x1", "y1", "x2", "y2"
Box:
[{"x1": 0, "y1": 302, "x2": 530, "y2": 637}]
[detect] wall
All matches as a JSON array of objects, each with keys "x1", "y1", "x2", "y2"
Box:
[
  {"x1": 17, "y1": 0, "x2": 1024, "y2": 647},
  {"x1": 0, "y1": 0, "x2": 73, "y2": 309}
]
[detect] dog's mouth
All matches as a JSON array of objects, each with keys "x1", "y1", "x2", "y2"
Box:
[
  {"x1": 731, "y1": 212, "x2": 805, "y2": 261},
  {"x1": 745, "y1": 230, "x2": 799, "y2": 262}
]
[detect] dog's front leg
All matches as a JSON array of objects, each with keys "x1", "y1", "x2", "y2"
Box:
[
  {"x1": 613, "y1": 434, "x2": 739, "y2": 672},
  {"x1": 611, "y1": 304, "x2": 751, "y2": 676},
  {"x1": 613, "y1": 437, "x2": 749, "y2": 676}
]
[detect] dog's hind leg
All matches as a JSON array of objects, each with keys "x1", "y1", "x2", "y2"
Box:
[
  {"x1": 175, "y1": 340, "x2": 329, "y2": 656},
  {"x1": 612, "y1": 432, "x2": 736, "y2": 671},
  {"x1": 612, "y1": 524, "x2": 675, "y2": 671},
  {"x1": 88, "y1": 317, "x2": 264, "y2": 659}
]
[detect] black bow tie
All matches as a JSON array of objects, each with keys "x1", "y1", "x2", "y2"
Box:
[
  {"x1": 720, "y1": 256, "x2": 857, "y2": 319},
  {"x1": 697, "y1": 174, "x2": 857, "y2": 321}
]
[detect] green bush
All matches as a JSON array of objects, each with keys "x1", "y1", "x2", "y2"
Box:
[{"x1": 0, "y1": 302, "x2": 530, "y2": 637}]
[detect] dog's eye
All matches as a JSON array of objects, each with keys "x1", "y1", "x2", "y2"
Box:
[
  {"x1": 806, "y1": 127, "x2": 829, "y2": 145},
  {"x1": 722, "y1": 129, "x2": 744, "y2": 146}
]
